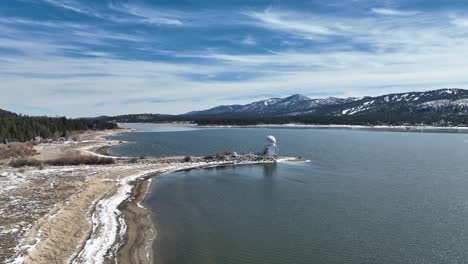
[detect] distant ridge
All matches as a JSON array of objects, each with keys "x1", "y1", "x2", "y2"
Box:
[
  {"x1": 185, "y1": 94, "x2": 357, "y2": 117},
  {"x1": 185, "y1": 88, "x2": 468, "y2": 118},
  {"x1": 95, "y1": 88, "x2": 468, "y2": 127}
]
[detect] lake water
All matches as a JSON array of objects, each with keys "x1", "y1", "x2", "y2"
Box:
[{"x1": 112, "y1": 124, "x2": 468, "y2": 264}]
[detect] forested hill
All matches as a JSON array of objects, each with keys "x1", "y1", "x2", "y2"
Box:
[
  {"x1": 0, "y1": 109, "x2": 118, "y2": 143},
  {"x1": 93, "y1": 88, "x2": 468, "y2": 127}
]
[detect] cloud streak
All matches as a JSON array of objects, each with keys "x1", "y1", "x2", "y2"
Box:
[
  {"x1": 43, "y1": 0, "x2": 104, "y2": 18},
  {"x1": 108, "y1": 3, "x2": 183, "y2": 26},
  {"x1": 245, "y1": 9, "x2": 338, "y2": 40},
  {"x1": 371, "y1": 8, "x2": 419, "y2": 16},
  {"x1": 42, "y1": 0, "x2": 185, "y2": 26}
]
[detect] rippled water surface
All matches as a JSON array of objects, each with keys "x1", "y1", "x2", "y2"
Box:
[{"x1": 112, "y1": 124, "x2": 468, "y2": 264}]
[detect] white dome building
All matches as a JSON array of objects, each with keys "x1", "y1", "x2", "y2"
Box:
[{"x1": 263, "y1": 135, "x2": 279, "y2": 156}]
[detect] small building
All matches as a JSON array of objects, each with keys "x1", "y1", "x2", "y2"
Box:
[{"x1": 263, "y1": 135, "x2": 279, "y2": 156}]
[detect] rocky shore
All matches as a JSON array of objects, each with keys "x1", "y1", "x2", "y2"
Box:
[{"x1": 0, "y1": 129, "x2": 301, "y2": 264}]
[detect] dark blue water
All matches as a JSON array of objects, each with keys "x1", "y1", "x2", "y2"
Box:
[{"x1": 112, "y1": 124, "x2": 468, "y2": 264}]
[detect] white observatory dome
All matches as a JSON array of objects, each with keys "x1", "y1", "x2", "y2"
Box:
[
  {"x1": 263, "y1": 135, "x2": 279, "y2": 156},
  {"x1": 266, "y1": 135, "x2": 276, "y2": 144}
]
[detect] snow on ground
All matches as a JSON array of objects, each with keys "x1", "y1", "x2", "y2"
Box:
[
  {"x1": 70, "y1": 166, "x2": 176, "y2": 264},
  {"x1": 71, "y1": 159, "x2": 282, "y2": 264},
  {"x1": 341, "y1": 103, "x2": 371, "y2": 115},
  {"x1": 0, "y1": 163, "x2": 145, "y2": 264},
  {"x1": 0, "y1": 171, "x2": 27, "y2": 194}
]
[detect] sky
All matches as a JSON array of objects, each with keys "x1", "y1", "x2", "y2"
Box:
[{"x1": 2, "y1": 0, "x2": 468, "y2": 117}]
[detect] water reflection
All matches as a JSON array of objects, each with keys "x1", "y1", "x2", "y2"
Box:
[{"x1": 263, "y1": 163, "x2": 277, "y2": 178}]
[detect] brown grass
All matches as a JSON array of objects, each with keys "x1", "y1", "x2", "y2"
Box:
[
  {"x1": 9, "y1": 151, "x2": 114, "y2": 167},
  {"x1": 46, "y1": 151, "x2": 115, "y2": 166}
]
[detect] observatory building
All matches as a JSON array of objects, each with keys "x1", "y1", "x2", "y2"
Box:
[{"x1": 263, "y1": 135, "x2": 279, "y2": 156}]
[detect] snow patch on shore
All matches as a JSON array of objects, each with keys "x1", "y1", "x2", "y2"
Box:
[
  {"x1": 70, "y1": 161, "x2": 279, "y2": 264},
  {"x1": 72, "y1": 178, "x2": 136, "y2": 263},
  {"x1": 70, "y1": 168, "x2": 166, "y2": 264},
  {"x1": 9, "y1": 224, "x2": 42, "y2": 264}
]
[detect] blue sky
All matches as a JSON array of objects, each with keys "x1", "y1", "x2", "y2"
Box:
[{"x1": 2, "y1": 0, "x2": 468, "y2": 116}]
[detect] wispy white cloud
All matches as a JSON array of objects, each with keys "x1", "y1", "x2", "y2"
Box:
[
  {"x1": 80, "y1": 51, "x2": 114, "y2": 58},
  {"x1": 71, "y1": 30, "x2": 145, "y2": 42},
  {"x1": 42, "y1": 0, "x2": 184, "y2": 26},
  {"x1": 241, "y1": 35, "x2": 257, "y2": 45},
  {"x1": 245, "y1": 9, "x2": 337, "y2": 40},
  {"x1": 0, "y1": 17, "x2": 86, "y2": 29},
  {"x1": 0, "y1": 37, "x2": 84, "y2": 56},
  {"x1": 0, "y1": 18, "x2": 147, "y2": 51},
  {"x1": 371, "y1": 8, "x2": 419, "y2": 16},
  {"x1": 451, "y1": 17, "x2": 468, "y2": 27},
  {"x1": 42, "y1": 0, "x2": 104, "y2": 18},
  {"x1": 108, "y1": 3, "x2": 183, "y2": 26}
]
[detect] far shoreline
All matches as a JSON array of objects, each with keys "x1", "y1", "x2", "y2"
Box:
[
  {"x1": 118, "y1": 122, "x2": 468, "y2": 134},
  {"x1": 200, "y1": 123, "x2": 468, "y2": 133}
]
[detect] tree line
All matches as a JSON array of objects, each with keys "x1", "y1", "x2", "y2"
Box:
[
  {"x1": 0, "y1": 109, "x2": 117, "y2": 143},
  {"x1": 94, "y1": 111, "x2": 468, "y2": 127},
  {"x1": 193, "y1": 112, "x2": 468, "y2": 127}
]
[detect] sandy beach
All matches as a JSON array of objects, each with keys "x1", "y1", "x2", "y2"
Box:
[{"x1": 0, "y1": 128, "x2": 298, "y2": 264}]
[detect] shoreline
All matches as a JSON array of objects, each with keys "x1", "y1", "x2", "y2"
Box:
[
  {"x1": 197, "y1": 123, "x2": 468, "y2": 132},
  {"x1": 117, "y1": 122, "x2": 468, "y2": 134},
  {"x1": 113, "y1": 158, "x2": 301, "y2": 264},
  {"x1": 79, "y1": 158, "x2": 296, "y2": 264},
  {"x1": 1, "y1": 128, "x2": 301, "y2": 264},
  {"x1": 117, "y1": 176, "x2": 156, "y2": 264}
]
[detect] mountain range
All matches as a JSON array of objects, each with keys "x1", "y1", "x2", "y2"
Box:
[
  {"x1": 186, "y1": 88, "x2": 468, "y2": 118},
  {"x1": 5, "y1": 88, "x2": 468, "y2": 142},
  {"x1": 94, "y1": 88, "x2": 468, "y2": 126}
]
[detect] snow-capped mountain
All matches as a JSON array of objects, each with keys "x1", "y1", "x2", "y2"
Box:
[
  {"x1": 329, "y1": 88, "x2": 468, "y2": 116},
  {"x1": 185, "y1": 89, "x2": 468, "y2": 118},
  {"x1": 94, "y1": 88, "x2": 468, "y2": 126},
  {"x1": 185, "y1": 94, "x2": 358, "y2": 116}
]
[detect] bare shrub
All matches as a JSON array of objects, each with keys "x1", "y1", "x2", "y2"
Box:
[
  {"x1": 128, "y1": 158, "x2": 139, "y2": 164},
  {"x1": 0, "y1": 142, "x2": 38, "y2": 159},
  {"x1": 203, "y1": 155, "x2": 214, "y2": 160},
  {"x1": 215, "y1": 153, "x2": 227, "y2": 160},
  {"x1": 183, "y1": 156, "x2": 192, "y2": 162},
  {"x1": 10, "y1": 158, "x2": 43, "y2": 168}
]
